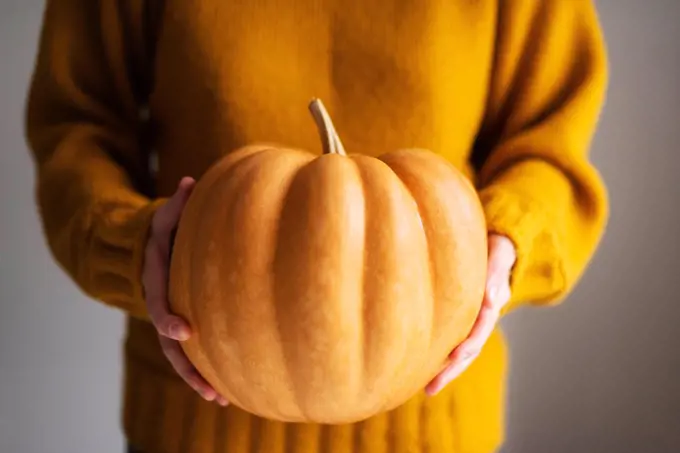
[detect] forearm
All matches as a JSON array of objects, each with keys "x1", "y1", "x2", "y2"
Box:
[
  {"x1": 476, "y1": 0, "x2": 609, "y2": 312},
  {"x1": 480, "y1": 159, "x2": 607, "y2": 311},
  {"x1": 28, "y1": 108, "x2": 164, "y2": 318},
  {"x1": 25, "y1": 0, "x2": 162, "y2": 318}
]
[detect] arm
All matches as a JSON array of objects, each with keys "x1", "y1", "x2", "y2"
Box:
[
  {"x1": 26, "y1": 1, "x2": 229, "y2": 403},
  {"x1": 427, "y1": 0, "x2": 609, "y2": 393},
  {"x1": 475, "y1": 0, "x2": 609, "y2": 312},
  {"x1": 25, "y1": 0, "x2": 165, "y2": 319}
]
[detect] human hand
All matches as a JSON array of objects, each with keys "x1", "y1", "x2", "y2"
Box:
[
  {"x1": 142, "y1": 177, "x2": 228, "y2": 406},
  {"x1": 425, "y1": 234, "x2": 516, "y2": 396}
]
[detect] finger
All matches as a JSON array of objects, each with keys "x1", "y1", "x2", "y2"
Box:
[
  {"x1": 487, "y1": 235, "x2": 516, "y2": 271},
  {"x1": 160, "y1": 336, "x2": 220, "y2": 402},
  {"x1": 449, "y1": 303, "x2": 499, "y2": 362},
  {"x1": 485, "y1": 274, "x2": 512, "y2": 312},
  {"x1": 425, "y1": 237, "x2": 515, "y2": 397},
  {"x1": 425, "y1": 355, "x2": 475, "y2": 396},
  {"x1": 165, "y1": 177, "x2": 195, "y2": 223},
  {"x1": 144, "y1": 180, "x2": 195, "y2": 340},
  {"x1": 153, "y1": 177, "x2": 196, "y2": 237},
  {"x1": 426, "y1": 302, "x2": 500, "y2": 396},
  {"x1": 486, "y1": 236, "x2": 515, "y2": 311},
  {"x1": 144, "y1": 241, "x2": 191, "y2": 341}
]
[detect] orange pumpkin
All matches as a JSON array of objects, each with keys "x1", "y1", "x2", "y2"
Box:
[{"x1": 168, "y1": 99, "x2": 487, "y2": 424}]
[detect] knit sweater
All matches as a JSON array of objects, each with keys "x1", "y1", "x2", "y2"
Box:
[{"x1": 25, "y1": 1, "x2": 609, "y2": 452}]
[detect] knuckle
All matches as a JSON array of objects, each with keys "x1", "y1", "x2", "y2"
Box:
[
  {"x1": 156, "y1": 322, "x2": 175, "y2": 341},
  {"x1": 462, "y1": 347, "x2": 480, "y2": 360},
  {"x1": 156, "y1": 317, "x2": 175, "y2": 336},
  {"x1": 156, "y1": 324, "x2": 172, "y2": 339}
]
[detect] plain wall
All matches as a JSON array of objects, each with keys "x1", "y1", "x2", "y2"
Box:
[{"x1": 1, "y1": 1, "x2": 678, "y2": 452}]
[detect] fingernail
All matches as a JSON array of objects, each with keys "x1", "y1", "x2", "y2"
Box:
[
  {"x1": 170, "y1": 323, "x2": 189, "y2": 341},
  {"x1": 194, "y1": 387, "x2": 206, "y2": 399},
  {"x1": 425, "y1": 382, "x2": 441, "y2": 397},
  {"x1": 429, "y1": 378, "x2": 447, "y2": 396},
  {"x1": 204, "y1": 390, "x2": 217, "y2": 401}
]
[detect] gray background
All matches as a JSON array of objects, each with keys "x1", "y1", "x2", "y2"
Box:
[{"x1": 1, "y1": 1, "x2": 678, "y2": 452}]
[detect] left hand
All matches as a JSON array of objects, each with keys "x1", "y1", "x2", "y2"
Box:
[
  {"x1": 143, "y1": 177, "x2": 229, "y2": 406},
  {"x1": 425, "y1": 234, "x2": 517, "y2": 396}
]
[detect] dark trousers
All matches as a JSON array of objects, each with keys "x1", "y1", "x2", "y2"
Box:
[{"x1": 127, "y1": 446, "x2": 140, "y2": 453}]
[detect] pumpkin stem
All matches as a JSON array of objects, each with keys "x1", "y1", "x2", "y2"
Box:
[{"x1": 308, "y1": 98, "x2": 347, "y2": 156}]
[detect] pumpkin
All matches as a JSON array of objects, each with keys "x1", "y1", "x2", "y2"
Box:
[{"x1": 168, "y1": 99, "x2": 487, "y2": 424}]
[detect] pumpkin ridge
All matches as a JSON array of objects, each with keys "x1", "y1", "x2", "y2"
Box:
[
  {"x1": 186, "y1": 149, "x2": 274, "y2": 406},
  {"x1": 184, "y1": 151, "x2": 267, "y2": 324},
  {"x1": 351, "y1": 155, "x2": 395, "y2": 405},
  {"x1": 379, "y1": 154, "x2": 438, "y2": 382},
  {"x1": 269, "y1": 160, "x2": 317, "y2": 420},
  {"x1": 350, "y1": 154, "x2": 431, "y2": 413},
  {"x1": 169, "y1": 150, "x2": 272, "y2": 409},
  {"x1": 263, "y1": 154, "x2": 314, "y2": 421},
  {"x1": 226, "y1": 149, "x2": 314, "y2": 417},
  {"x1": 351, "y1": 156, "x2": 369, "y2": 402},
  {"x1": 194, "y1": 151, "x2": 272, "y2": 409},
  {"x1": 171, "y1": 147, "x2": 273, "y2": 318}
]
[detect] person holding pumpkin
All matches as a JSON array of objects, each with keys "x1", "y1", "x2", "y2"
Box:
[{"x1": 25, "y1": 0, "x2": 609, "y2": 452}]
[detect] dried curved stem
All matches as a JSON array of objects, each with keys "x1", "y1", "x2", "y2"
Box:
[{"x1": 308, "y1": 98, "x2": 347, "y2": 156}]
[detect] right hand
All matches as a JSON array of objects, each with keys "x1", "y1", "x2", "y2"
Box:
[{"x1": 142, "y1": 177, "x2": 229, "y2": 406}]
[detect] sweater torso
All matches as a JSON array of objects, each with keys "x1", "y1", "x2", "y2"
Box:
[{"x1": 148, "y1": 0, "x2": 497, "y2": 195}]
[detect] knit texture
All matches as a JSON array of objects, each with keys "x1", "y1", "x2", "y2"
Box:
[{"x1": 25, "y1": 1, "x2": 608, "y2": 452}]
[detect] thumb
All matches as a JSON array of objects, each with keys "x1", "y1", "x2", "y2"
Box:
[
  {"x1": 488, "y1": 235, "x2": 516, "y2": 270},
  {"x1": 485, "y1": 235, "x2": 516, "y2": 308},
  {"x1": 153, "y1": 177, "x2": 196, "y2": 237}
]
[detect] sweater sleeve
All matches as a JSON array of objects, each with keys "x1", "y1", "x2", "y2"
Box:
[
  {"x1": 25, "y1": 0, "x2": 165, "y2": 319},
  {"x1": 475, "y1": 0, "x2": 609, "y2": 313}
]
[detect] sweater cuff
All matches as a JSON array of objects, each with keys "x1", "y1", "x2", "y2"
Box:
[
  {"x1": 89, "y1": 198, "x2": 167, "y2": 319},
  {"x1": 478, "y1": 188, "x2": 565, "y2": 311}
]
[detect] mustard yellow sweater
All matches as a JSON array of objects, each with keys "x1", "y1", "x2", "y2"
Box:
[{"x1": 25, "y1": 1, "x2": 609, "y2": 452}]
